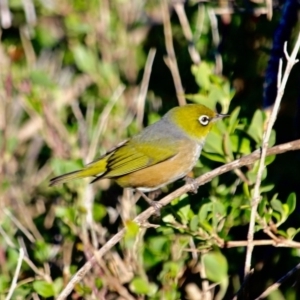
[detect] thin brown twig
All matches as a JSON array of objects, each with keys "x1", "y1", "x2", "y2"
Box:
[
  {"x1": 0, "y1": 0, "x2": 12, "y2": 28},
  {"x1": 232, "y1": 269, "x2": 254, "y2": 300},
  {"x1": 265, "y1": 0, "x2": 273, "y2": 20},
  {"x1": 136, "y1": 48, "x2": 156, "y2": 127},
  {"x1": 255, "y1": 263, "x2": 300, "y2": 299},
  {"x1": 207, "y1": 8, "x2": 222, "y2": 75},
  {"x1": 200, "y1": 254, "x2": 210, "y2": 300},
  {"x1": 56, "y1": 139, "x2": 300, "y2": 300},
  {"x1": 213, "y1": 7, "x2": 268, "y2": 16},
  {"x1": 5, "y1": 248, "x2": 24, "y2": 300},
  {"x1": 184, "y1": 236, "x2": 300, "y2": 251},
  {"x1": 219, "y1": 239, "x2": 300, "y2": 249},
  {"x1": 184, "y1": 239, "x2": 300, "y2": 253},
  {"x1": 3, "y1": 209, "x2": 36, "y2": 243},
  {"x1": 161, "y1": 0, "x2": 186, "y2": 106},
  {"x1": 173, "y1": 1, "x2": 201, "y2": 65}
]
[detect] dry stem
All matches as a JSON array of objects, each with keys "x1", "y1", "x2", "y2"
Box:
[
  {"x1": 244, "y1": 33, "x2": 300, "y2": 277},
  {"x1": 161, "y1": 0, "x2": 186, "y2": 106}
]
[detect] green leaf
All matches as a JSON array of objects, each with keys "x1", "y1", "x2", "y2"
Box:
[
  {"x1": 0, "y1": 274, "x2": 10, "y2": 293},
  {"x1": 33, "y1": 281, "x2": 55, "y2": 298},
  {"x1": 34, "y1": 241, "x2": 57, "y2": 263},
  {"x1": 198, "y1": 202, "x2": 212, "y2": 223},
  {"x1": 53, "y1": 278, "x2": 63, "y2": 295},
  {"x1": 65, "y1": 14, "x2": 91, "y2": 35},
  {"x1": 243, "y1": 182, "x2": 251, "y2": 198},
  {"x1": 30, "y1": 70, "x2": 55, "y2": 87},
  {"x1": 260, "y1": 184, "x2": 275, "y2": 193},
  {"x1": 270, "y1": 196, "x2": 289, "y2": 226},
  {"x1": 286, "y1": 227, "x2": 300, "y2": 239},
  {"x1": 201, "y1": 152, "x2": 226, "y2": 163},
  {"x1": 208, "y1": 85, "x2": 224, "y2": 108},
  {"x1": 92, "y1": 203, "x2": 107, "y2": 222},
  {"x1": 270, "y1": 198, "x2": 283, "y2": 214},
  {"x1": 147, "y1": 236, "x2": 169, "y2": 253},
  {"x1": 36, "y1": 25, "x2": 60, "y2": 47},
  {"x1": 124, "y1": 220, "x2": 139, "y2": 249},
  {"x1": 228, "y1": 107, "x2": 241, "y2": 134},
  {"x1": 129, "y1": 277, "x2": 150, "y2": 295},
  {"x1": 287, "y1": 193, "x2": 296, "y2": 215},
  {"x1": 160, "y1": 261, "x2": 183, "y2": 279},
  {"x1": 230, "y1": 135, "x2": 251, "y2": 154},
  {"x1": 190, "y1": 215, "x2": 199, "y2": 231},
  {"x1": 212, "y1": 201, "x2": 226, "y2": 230},
  {"x1": 247, "y1": 110, "x2": 264, "y2": 143},
  {"x1": 178, "y1": 203, "x2": 191, "y2": 224},
  {"x1": 191, "y1": 62, "x2": 212, "y2": 90},
  {"x1": 269, "y1": 129, "x2": 276, "y2": 147},
  {"x1": 185, "y1": 93, "x2": 210, "y2": 107},
  {"x1": 265, "y1": 155, "x2": 276, "y2": 166},
  {"x1": 223, "y1": 133, "x2": 233, "y2": 160},
  {"x1": 55, "y1": 207, "x2": 76, "y2": 223},
  {"x1": 203, "y1": 251, "x2": 228, "y2": 283},
  {"x1": 72, "y1": 45, "x2": 98, "y2": 75},
  {"x1": 203, "y1": 131, "x2": 224, "y2": 155}
]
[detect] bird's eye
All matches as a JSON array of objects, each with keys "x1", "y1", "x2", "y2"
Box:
[{"x1": 199, "y1": 115, "x2": 210, "y2": 126}]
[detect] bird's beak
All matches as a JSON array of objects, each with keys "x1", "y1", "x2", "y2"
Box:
[{"x1": 212, "y1": 113, "x2": 230, "y2": 122}]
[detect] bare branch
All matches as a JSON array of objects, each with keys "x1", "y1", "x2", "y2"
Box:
[
  {"x1": 136, "y1": 48, "x2": 156, "y2": 127},
  {"x1": 161, "y1": 0, "x2": 186, "y2": 106},
  {"x1": 244, "y1": 33, "x2": 300, "y2": 277},
  {"x1": 173, "y1": 1, "x2": 201, "y2": 65},
  {"x1": 208, "y1": 8, "x2": 222, "y2": 75},
  {"x1": 5, "y1": 248, "x2": 24, "y2": 300},
  {"x1": 255, "y1": 263, "x2": 300, "y2": 299}
]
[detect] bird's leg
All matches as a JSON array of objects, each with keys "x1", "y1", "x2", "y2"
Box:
[
  {"x1": 136, "y1": 190, "x2": 162, "y2": 215},
  {"x1": 184, "y1": 176, "x2": 199, "y2": 194}
]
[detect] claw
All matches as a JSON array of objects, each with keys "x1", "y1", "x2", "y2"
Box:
[
  {"x1": 149, "y1": 201, "x2": 163, "y2": 216},
  {"x1": 137, "y1": 191, "x2": 162, "y2": 216},
  {"x1": 184, "y1": 176, "x2": 199, "y2": 194}
]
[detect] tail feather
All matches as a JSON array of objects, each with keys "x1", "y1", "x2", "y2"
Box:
[
  {"x1": 50, "y1": 159, "x2": 108, "y2": 186},
  {"x1": 49, "y1": 170, "x2": 87, "y2": 186}
]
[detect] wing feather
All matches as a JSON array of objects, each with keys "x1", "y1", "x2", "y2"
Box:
[{"x1": 103, "y1": 140, "x2": 178, "y2": 178}]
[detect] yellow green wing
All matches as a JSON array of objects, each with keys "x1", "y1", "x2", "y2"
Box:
[{"x1": 103, "y1": 141, "x2": 177, "y2": 178}]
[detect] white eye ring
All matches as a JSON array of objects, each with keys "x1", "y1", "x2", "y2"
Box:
[{"x1": 199, "y1": 115, "x2": 210, "y2": 126}]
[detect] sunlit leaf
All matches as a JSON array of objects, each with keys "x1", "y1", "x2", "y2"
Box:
[
  {"x1": 191, "y1": 62, "x2": 212, "y2": 90},
  {"x1": 228, "y1": 106, "x2": 241, "y2": 134},
  {"x1": 124, "y1": 220, "x2": 140, "y2": 249},
  {"x1": 203, "y1": 251, "x2": 228, "y2": 283},
  {"x1": 287, "y1": 193, "x2": 296, "y2": 215},
  {"x1": 247, "y1": 110, "x2": 264, "y2": 143},
  {"x1": 33, "y1": 281, "x2": 55, "y2": 298}
]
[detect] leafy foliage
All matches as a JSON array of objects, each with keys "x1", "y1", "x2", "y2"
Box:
[{"x1": 0, "y1": 1, "x2": 300, "y2": 300}]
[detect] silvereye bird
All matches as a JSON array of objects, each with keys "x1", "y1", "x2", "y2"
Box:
[{"x1": 49, "y1": 104, "x2": 228, "y2": 192}]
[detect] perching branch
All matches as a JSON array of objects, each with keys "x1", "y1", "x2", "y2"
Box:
[
  {"x1": 244, "y1": 33, "x2": 300, "y2": 277},
  {"x1": 56, "y1": 139, "x2": 300, "y2": 300}
]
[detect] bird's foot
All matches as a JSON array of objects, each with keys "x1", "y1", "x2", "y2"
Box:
[
  {"x1": 184, "y1": 176, "x2": 199, "y2": 194},
  {"x1": 137, "y1": 191, "x2": 162, "y2": 216},
  {"x1": 149, "y1": 200, "x2": 163, "y2": 215}
]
